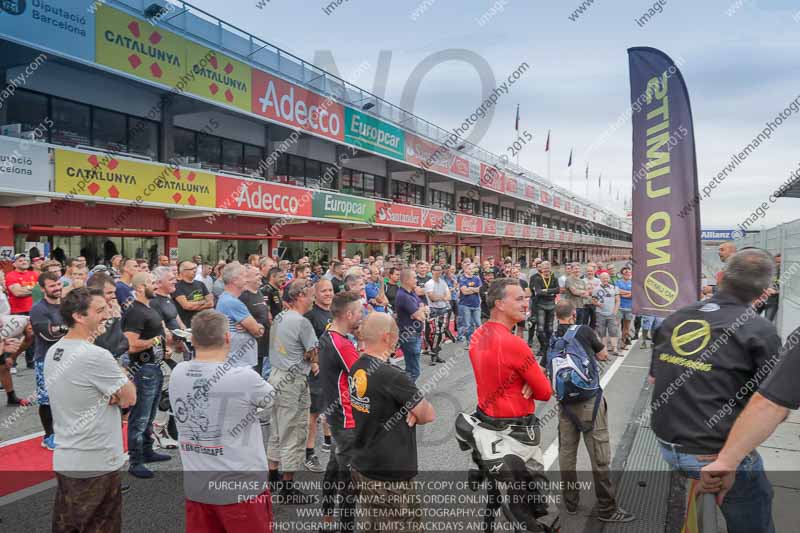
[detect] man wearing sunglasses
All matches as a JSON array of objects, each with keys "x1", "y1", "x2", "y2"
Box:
[{"x1": 173, "y1": 261, "x2": 214, "y2": 328}]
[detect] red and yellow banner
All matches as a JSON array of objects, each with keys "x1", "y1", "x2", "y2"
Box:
[
  {"x1": 185, "y1": 44, "x2": 251, "y2": 112},
  {"x1": 96, "y1": 5, "x2": 186, "y2": 87},
  {"x1": 54, "y1": 149, "x2": 215, "y2": 208}
]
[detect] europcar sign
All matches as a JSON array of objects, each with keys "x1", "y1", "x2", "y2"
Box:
[{"x1": 344, "y1": 108, "x2": 404, "y2": 159}]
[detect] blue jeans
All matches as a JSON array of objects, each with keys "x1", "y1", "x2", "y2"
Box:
[
  {"x1": 399, "y1": 336, "x2": 422, "y2": 383},
  {"x1": 261, "y1": 354, "x2": 271, "y2": 380},
  {"x1": 659, "y1": 443, "x2": 775, "y2": 533},
  {"x1": 128, "y1": 363, "x2": 163, "y2": 465},
  {"x1": 458, "y1": 305, "x2": 481, "y2": 342}
]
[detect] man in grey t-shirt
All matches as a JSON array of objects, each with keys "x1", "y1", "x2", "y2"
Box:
[
  {"x1": 267, "y1": 279, "x2": 319, "y2": 504},
  {"x1": 169, "y1": 310, "x2": 277, "y2": 525},
  {"x1": 593, "y1": 273, "x2": 621, "y2": 355},
  {"x1": 565, "y1": 264, "x2": 590, "y2": 325},
  {"x1": 45, "y1": 288, "x2": 136, "y2": 532}
]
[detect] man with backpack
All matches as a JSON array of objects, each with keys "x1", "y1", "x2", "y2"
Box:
[{"x1": 549, "y1": 300, "x2": 634, "y2": 523}]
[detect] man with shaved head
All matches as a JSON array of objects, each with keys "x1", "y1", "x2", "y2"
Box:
[
  {"x1": 303, "y1": 278, "x2": 335, "y2": 472},
  {"x1": 715, "y1": 241, "x2": 738, "y2": 289},
  {"x1": 123, "y1": 272, "x2": 172, "y2": 478},
  {"x1": 349, "y1": 312, "x2": 435, "y2": 533}
]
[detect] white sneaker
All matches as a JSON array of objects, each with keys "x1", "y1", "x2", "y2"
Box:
[
  {"x1": 153, "y1": 426, "x2": 178, "y2": 449},
  {"x1": 158, "y1": 433, "x2": 178, "y2": 450}
]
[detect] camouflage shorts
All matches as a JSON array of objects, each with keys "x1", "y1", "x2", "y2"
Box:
[{"x1": 53, "y1": 471, "x2": 122, "y2": 533}]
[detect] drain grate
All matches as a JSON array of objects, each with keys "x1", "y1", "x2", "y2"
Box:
[{"x1": 608, "y1": 425, "x2": 672, "y2": 533}]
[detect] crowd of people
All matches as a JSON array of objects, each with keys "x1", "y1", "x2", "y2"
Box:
[
  {"x1": 0, "y1": 242, "x2": 795, "y2": 532},
  {"x1": 0, "y1": 249, "x2": 640, "y2": 529}
]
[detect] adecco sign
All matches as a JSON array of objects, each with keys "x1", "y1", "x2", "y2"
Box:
[
  {"x1": 216, "y1": 175, "x2": 312, "y2": 217},
  {"x1": 251, "y1": 70, "x2": 344, "y2": 142}
]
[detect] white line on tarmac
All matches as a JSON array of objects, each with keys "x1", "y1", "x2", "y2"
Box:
[
  {"x1": 0, "y1": 479, "x2": 56, "y2": 507},
  {"x1": 542, "y1": 341, "x2": 635, "y2": 471},
  {"x1": 0, "y1": 430, "x2": 44, "y2": 448}
]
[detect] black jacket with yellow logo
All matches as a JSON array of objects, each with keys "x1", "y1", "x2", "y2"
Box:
[{"x1": 650, "y1": 292, "x2": 780, "y2": 453}]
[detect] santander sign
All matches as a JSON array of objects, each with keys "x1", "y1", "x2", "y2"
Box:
[{"x1": 251, "y1": 70, "x2": 344, "y2": 141}]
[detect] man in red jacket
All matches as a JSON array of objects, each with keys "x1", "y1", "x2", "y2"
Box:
[
  {"x1": 469, "y1": 277, "x2": 551, "y2": 419},
  {"x1": 468, "y1": 278, "x2": 555, "y2": 530}
]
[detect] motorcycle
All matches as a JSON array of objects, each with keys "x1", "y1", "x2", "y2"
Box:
[
  {"x1": 455, "y1": 411, "x2": 560, "y2": 532},
  {"x1": 152, "y1": 329, "x2": 195, "y2": 448}
]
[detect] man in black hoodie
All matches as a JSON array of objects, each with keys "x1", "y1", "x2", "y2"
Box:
[{"x1": 530, "y1": 261, "x2": 560, "y2": 362}]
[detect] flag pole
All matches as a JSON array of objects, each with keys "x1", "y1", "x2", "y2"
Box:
[
  {"x1": 514, "y1": 104, "x2": 520, "y2": 169},
  {"x1": 569, "y1": 166, "x2": 573, "y2": 192}
]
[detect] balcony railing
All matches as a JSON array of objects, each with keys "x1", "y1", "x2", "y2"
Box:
[{"x1": 112, "y1": 0, "x2": 629, "y2": 234}]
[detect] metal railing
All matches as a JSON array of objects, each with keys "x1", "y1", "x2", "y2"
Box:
[{"x1": 112, "y1": 0, "x2": 629, "y2": 234}]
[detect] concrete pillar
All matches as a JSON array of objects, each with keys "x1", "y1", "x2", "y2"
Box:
[
  {"x1": 0, "y1": 207, "x2": 15, "y2": 261},
  {"x1": 159, "y1": 95, "x2": 174, "y2": 163},
  {"x1": 0, "y1": 69, "x2": 7, "y2": 126},
  {"x1": 385, "y1": 160, "x2": 393, "y2": 200},
  {"x1": 264, "y1": 124, "x2": 275, "y2": 181},
  {"x1": 423, "y1": 171, "x2": 430, "y2": 207},
  {"x1": 165, "y1": 217, "x2": 179, "y2": 262}
]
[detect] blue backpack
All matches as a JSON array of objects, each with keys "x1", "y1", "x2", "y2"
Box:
[{"x1": 546, "y1": 325, "x2": 603, "y2": 432}]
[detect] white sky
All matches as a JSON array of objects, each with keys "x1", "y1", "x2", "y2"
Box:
[{"x1": 187, "y1": 0, "x2": 800, "y2": 230}]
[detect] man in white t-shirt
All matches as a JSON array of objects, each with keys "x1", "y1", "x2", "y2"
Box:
[
  {"x1": 169, "y1": 309, "x2": 276, "y2": 530},
  {"x1": 45, "y1": 287, "x2": 136, "y2": 533},
  {"x1": 424, "y1": 265, "x2": 452, "y2": 365}
]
